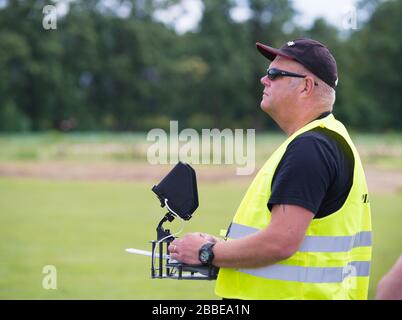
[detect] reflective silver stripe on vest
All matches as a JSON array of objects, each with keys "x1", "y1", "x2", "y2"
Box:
[
  {"x1": 239, "y1": 261, "x2": 371, "y2": 283},
  {"x1": 227, "y1": 222, "x2": 372, "y2": 252}
]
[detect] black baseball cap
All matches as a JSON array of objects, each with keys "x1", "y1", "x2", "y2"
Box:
[{"x1": 256, "y1": 38, "x2": 338, "y2": 89}]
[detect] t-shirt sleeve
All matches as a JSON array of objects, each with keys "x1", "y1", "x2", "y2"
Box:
[{"x1": 268, "y1": 134, "x2": 337, "y2": 215}]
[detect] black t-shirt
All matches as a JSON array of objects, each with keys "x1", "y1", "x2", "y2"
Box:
[{"x1": 267, "y1": 114, "x2": 355, "y2": 219}]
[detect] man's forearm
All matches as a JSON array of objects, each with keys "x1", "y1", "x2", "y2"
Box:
[
  {"x1": 212, "y1": 230, "x2": 291, "y2": 269},
  {"x1": 169, "y1": 205, "x2": 312, "y2": 267}
]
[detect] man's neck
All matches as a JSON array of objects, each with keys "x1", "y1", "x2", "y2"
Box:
[{"x1": 282, "y1": 111, "x2": 331, "y2": 136}]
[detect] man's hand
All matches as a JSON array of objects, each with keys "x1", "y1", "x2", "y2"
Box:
[
  {"x1": 196, "y1": 232, "x2": 220, "y2": 244},
  {"x1": 168, "y1": 233, "x2": 215, "y2": 265}
]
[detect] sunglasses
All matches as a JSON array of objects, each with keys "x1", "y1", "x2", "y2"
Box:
[{"x1": 267, "y1": 68, "x2": 318, "y2": 86}]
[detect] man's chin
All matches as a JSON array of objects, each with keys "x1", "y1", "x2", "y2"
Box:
[{"x1": 260, "y1": 102, "x2": 271, "y2": 114}]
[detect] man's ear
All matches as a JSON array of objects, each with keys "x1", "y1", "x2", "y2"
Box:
[{"x1": 300, "y1": 76, "x2": 316, "y2": 97}]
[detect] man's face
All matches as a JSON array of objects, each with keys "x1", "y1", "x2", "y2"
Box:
[{"x1": 260, "y1": 56, "x2": 302, "y2": 116}]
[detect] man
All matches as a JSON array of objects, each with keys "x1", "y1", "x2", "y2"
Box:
[{"x1": 169, "y1": 38, "x2": 372, "y2": 300}]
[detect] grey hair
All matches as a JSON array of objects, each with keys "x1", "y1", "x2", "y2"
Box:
[
  {"x1": 291, "y1": 66, "x2": 336, "y2": 110},
  {"x1": 314, "y1": 77, "x2": 336, "y2": 110}
]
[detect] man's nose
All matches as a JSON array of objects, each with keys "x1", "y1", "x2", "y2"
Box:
[{"x1": 261, "y1": 75, "x2": 271, "y2": 87}]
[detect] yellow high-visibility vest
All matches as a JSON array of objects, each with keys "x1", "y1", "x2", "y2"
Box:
[{"x1": 215, "y1": 114, "x2": 372, "y2": 300}]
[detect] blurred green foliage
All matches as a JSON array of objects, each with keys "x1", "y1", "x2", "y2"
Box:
[{"x1": 0, "y1": 0, "x2": 401, "y2": 132}]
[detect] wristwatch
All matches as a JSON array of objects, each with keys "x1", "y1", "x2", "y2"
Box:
[{"x1": 199, "y1": 242, "x2": 215, "y2": 265}]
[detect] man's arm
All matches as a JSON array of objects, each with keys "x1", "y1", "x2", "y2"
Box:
[
  {"x1": 376, "y1": 255, "x2": 402, "y2": 300},
  {"x1": 213, "y1": 204, "x2": 314, "y2": 268},
  {"x1": 169, "y1": 204, "x2": 314, "y2": 268}
]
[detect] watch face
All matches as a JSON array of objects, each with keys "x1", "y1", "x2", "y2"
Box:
[{"x1": 200, "y1": 250, "x2": 210, "y2": 263}]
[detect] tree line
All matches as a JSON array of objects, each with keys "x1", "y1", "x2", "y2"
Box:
[{"x1": 0, "y1": 0, "x2": 401, "y2": 132}]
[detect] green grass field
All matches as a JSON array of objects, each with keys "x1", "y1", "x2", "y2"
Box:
[
  {"x1": 0, "y1": 177, "x2": 244, "y2": 299},
  {"x1": 1, "y1": 177, "x2": 401, "y2": 299},
  {"x1": 1, "y1": 132, "x2": 402, "y2": 169}
]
